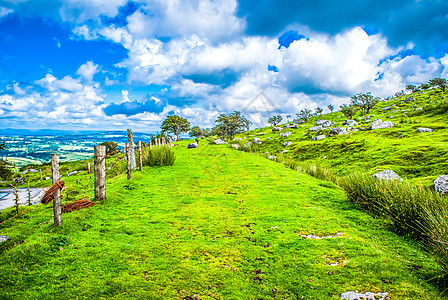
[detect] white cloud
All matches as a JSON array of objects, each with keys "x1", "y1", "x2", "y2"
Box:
[
  {"x1": 76, "y1": 61, "x2": 100, "y2": 82},
  {"x1": 59, "y1": 0, "x2": 126, "y2": 23},
  {"x1": 13, "y1": 83, "x2": 26, "y2": 96},
  {"x1": 0, "y1": 6, "x2": 13, "y2": 18}
]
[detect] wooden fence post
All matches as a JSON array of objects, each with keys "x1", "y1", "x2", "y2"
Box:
[
  {"x1": 39, "y1": 169, "x2": 43, "y2": 181},
  {"x1": 168, "y1": 137, "x2": 172, "y2": 148},
  {"x1": 51, "y1": 153, "x2": 62, "y2": 226},
  {"x1": 149, "y1": 140, "x2": 152, "y2": 149},
  {"x1": 127, "y1": 129, "x2": 136, "y2": 170},
  {"x1": 126, "y1": 143, "x2": 131, "y2": 180},
  {"x1": 138, "y1": 141, "x2": 143, "y2": 171},
  {"x1": 87, "y1": 162, "x2": 91, "y2": 174},
  {"x1": 162, "y1": 137, "x2": 165, "y2": 146},
  {"x1": 94, "y1": 146, "x2": 106, "y2": 201}
]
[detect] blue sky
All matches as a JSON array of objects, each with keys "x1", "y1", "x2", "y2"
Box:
[{"x1": 0, "y1": 0, "x2": 448, "y2": 131}]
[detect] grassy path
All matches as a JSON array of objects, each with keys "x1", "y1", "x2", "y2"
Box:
[{"x1": 0, "y1": 142, "x2": 444, "y2": 299}]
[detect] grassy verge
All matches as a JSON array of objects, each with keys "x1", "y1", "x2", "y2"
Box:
[{"x1": 0, "y1": 142, "x2": 445, "y2": 299}]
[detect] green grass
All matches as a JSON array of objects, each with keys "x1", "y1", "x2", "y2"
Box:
[{"x1": 0, "y1": 142, "x2": 445, "y2": 299}]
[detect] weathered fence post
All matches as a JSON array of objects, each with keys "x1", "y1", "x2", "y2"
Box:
[
  {"x1": 87, "y1": 162, "x2": 91, "y2": 174},
  {"x1": 51, "y1": 153, "x2": 62, "y2": 226},
  {"x1": 126, "y1": 143, "x2": 131, "y2": 180},
  {"x1": 138, "y1": 141, "x2": 143, "y2": 171},
  {"x1": 127, "y1": 129, "x2": 136, "y2": 170},
  {"x1": 168, "y1": 137, "x2": 172, "y2": 148},
  {"x1": 149, "y1": 140, "x2": 152, "y2": 149},
  {"x1": 94, "y1": 146, "x2": 106, "y2": 201},
  {"x1": 162, "y1": 137, "x2": 165, "y2": 146},
  {"x1": 39, "y1": 169, "x2": 43, "y2": 181}
]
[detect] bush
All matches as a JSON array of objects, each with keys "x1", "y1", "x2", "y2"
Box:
[{"x1": 142, "y1": 146, "x2": 175, "y2": 167}]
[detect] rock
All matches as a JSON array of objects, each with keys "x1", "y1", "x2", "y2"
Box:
[
  {"x1": 272, "y1": 127, "x2": 283, "y2": 131},
  {"x1": 312, "y1": 135, "x2": 326, "y2": 141},
  {"x1": 283, "y1": 141, "x2": 293, "y2": 147},
  {"x1": 244, "y1": 142, "x2": 251, "y2": 147},
  {"x1": 342, "y1": 120, "x2": 358, "y2": 126},
  {"x1": 340, "y1": 291, "x2": 389, "y2": 300},
  {"x1": 213, "y1": 138, "x2": 227, "y2": 145},
  {"x1": 382, "y1": 105, "x2": 394, "y2": 111},
  {"x1": 253, "y1": 137, "x2": 262, "y2": 145},
  {"x1": 404, "y1": 97, "x2": 415, "y2": 101},
  {"x1": 416, "y1": 127, "x2": 433, "y2": 133},
  {"x1": 303, "y1": 133, "x2": 306, "y2": 136},
  {"x1": 288, "y1": 124, "x2": 298, "y2": 129},
  {"x1": 231, "y1": 144, "x2": 240, "y2": 150},
  {"x1": 330, "y1": 127, "x2": 348, "y2": 136},
  {"x1": 373, "y1": 169, "x2": 403, "y2": 181},
  {"x1": 279, "y1": 132, "x2": 292, "y2": 137},
  {"x1": 13, "y1": 177, "x2": 25, "y2": 184},
  {"x1": 267, "y1": 137, "x2": 271, "y2": 140},
  {"x1": 369, "y1": 119, "x2": 394, "y2": 130},
  {"x1": 21, "y1": 169, "x2": 38, "y2": 174},
  {"x1": 257, "y1": 132, "x2": 265, "y2": 135},
  {"x1": 415, "y1": 107, "x2": 423, "y2": 111},
  {"x1": 268, "y1": 156, "x2": 276, "y2": 160},
  {"x1": 434, "y1": 175, "x2": 448, "y2": 195},
  {"x1": 45, "y1": 177, "x2": 51, "y2": 180},
  {"x1": 309, "y1": 126, "x2": 323, "y2": 132},
  {"x1": 280, "y1": 150, "x2": 288, "y2": 154},
  {"x1": 315, "y1": 120, "x2": 333, "y2": 127},
  {"x1": 293, "y1": 119, "x2": 304, "y2": 124},
  {"x1": 0, "y1": 236, "x2": 9, "y2": 243}
]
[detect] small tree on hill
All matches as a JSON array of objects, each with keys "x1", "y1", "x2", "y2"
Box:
[
  {"x1": 214, "y1": 111, "x2": 248, "y2": 139},
  {"x1": 189, "y1": 126, "x2": 203, "y2": 138},
  {"x1": 350, "y1": 92, "x2": 379, "y2": 115},
  {"x1": 267, "y1": 115, "x2": 283, "y2": 126},
  {"x1": 428, "y1": 78, "x2": 447, "y2": 92},
  {"x1": 420, "y1": 83, "x2": 430, "y2": 90},
  {"x1": 100, "y1": 141, "x2": 119, "y2": 155},
  {"x1": 315, "y1": 107, "x2": 323, "y2": 115},
  {"x1": 327, "y1": 104, "x2": 334, "y2": 113},
  {"x1": 161, "y1": 115, "x2": 191, "y2": 141},
  {"x1": 406, "y1": 84, "x2": 418, "y2": 93},
  {"x1": 340, "y1": 104, "x2": 357, "y2": 120},
  {"x1": 296, "y1": 108, "x2": 313, "y2": 122}
]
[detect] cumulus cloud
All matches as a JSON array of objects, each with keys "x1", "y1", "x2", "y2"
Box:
[
  {"x1": 0, "y1": 6, "x2": 13, "y2": 18},
  {"x1": 76, "y1": 61, "x2": 100, "y2": 82}
]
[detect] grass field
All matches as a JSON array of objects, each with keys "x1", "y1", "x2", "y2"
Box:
[{"x1": 0, "y1": 142, "x2": 445, "y2": 299}]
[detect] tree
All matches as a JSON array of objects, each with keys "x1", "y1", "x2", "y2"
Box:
[
  {"x1": 420, "y1": 83, "x2": 430, "y2": 90},
  {"x1": 315, "y1": 107, "x2": 323, "y2": 115},
  {"x1": 267, "y1": 115, "x2": 283, "y2": 126},
  {"x1": 327, "y1": 104, "x2": 334, "y2": 113},
  {"x1": 428, "y1": 78, "x2": 447, "y2": 92},
  {"x1": 214, "y1": 111, "x2": 248, "y2": 139},
  {"x1": 296, "y1": 108, "x2": 313, "y2": 122},
  {"x1": 350, "y1": 92, "x2": 379, "y2": 115},
  {"x1": 189, "y1": 126, "x2": 203, "y2": 138},
  {"x1": 406, "y1": 84, "x2": 418, "y2": 93},
  {"x1": 161, "y1": 115, "x2": 191, "y2": 141},
  {"x1": 339, "y1": 104, "x2": 357, "y2": 120},
  {"x1": 0, "y1": 144, "x2": 13, "y2": 181},
  {"x1": 0, "y1": 143, "x2": 5, "y2": 151},
  {"x1": 100, "y1": 141, "x2": 119, "y2": 155}
]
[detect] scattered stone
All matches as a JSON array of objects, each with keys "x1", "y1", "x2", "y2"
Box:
[
  {"x1": 288, "y1": 124, "x2": 298, "y2": 129},
  {"x1": 280, "y1": 150, "x2": 288, "y2": 154},
  {"x1": 382, "y1": 105, "x2": 394, "y2": 111},
  {"x1": 267, "y1": 137, "x2": 271, "y2": 140},
  {"x1": 13, "y1": 177, "x2": 25, "y2": 184},
  {"x1": 434, "y1": 175, "x2": 448, "y2": 195},
  {"x1": 309, "y1": 126, "x2": 323, "y2": 132},
  {"x1": 340, "y1": 291, "x2": 389, "y2": 300},
  {"x1": 244, "y1": 142, "x2": 251, "y2": 148},
  {"x1": 404, "y1": 97, "x2": 415, "y2": 101},
  {"x1": 315, "y1": 120, "x2": 333, "y2": 127},
  {"x1": 369, "y1": 119, "x2": 394, "y2": 130},
  {"x1": 283, "y1": 141, "x2": 293, "y2": 147},
  {"x1": 272, "y1": 127, "x2": 283, "y2": 131},
  {"x1": 303, "y1": 133, "x2": 307, "y2": 136},
  {"x1": 257, "y1": 132, "x2": 265, "y2": 135},
  {"x1": 342, "y1": 120, "x2": 358, "y2": 127},
  {"x1": 45, "y1": 177, "x2": 51, "y2": 180},
  {"x1": 231, "y1": 144, "x2": 240, "y2": 150},
  {"x1": 415, "y1": 107, "x2": 423, "y2": 111},
  {"x1": 312, "y1": 135, "x2": 326, "y2": 141},
  {"x1": 213, "y1": 138, "x2": 227, "y2": 145},
  {"x1": 300, "y1": 232, "x2": 343, "y2": 239},
  {"x1": 293, "y1": 119, "x2": 304, "y2": 124},
  {"x1": 279, "y1": 132, "x2": 292, "y2": 137},
  {"x1": 373, "y1": 169, "x2": 403, "y2": 181},
  {"x1": 268, "y1": 156, "x2": 276, "y2": 160},
  {"x1": 416, "y1": 127, "x2": 433, "y2": 133},
  {"x1": 253, "y1": 137, "x2": 262, "y2": 145},
  {"x1": 0, "y1": 236, "x2": 9, "y2": 243},
  {"x1": 330, "y1": 127, "x2": 348, "y2": 136}
]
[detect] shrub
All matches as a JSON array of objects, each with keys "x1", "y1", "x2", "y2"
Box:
[{"x1": 142, "y1": 146, "x2": 175, "y2": 167}]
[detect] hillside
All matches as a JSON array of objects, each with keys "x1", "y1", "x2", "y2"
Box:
[
  {"x1": 0, "y1": 142, "x2": 445, "y2": 299},
  {"x1": 232, "y1": 88, "x2": 448, "y2": 188}
]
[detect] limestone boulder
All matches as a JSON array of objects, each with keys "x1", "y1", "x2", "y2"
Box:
[
  {"x1": 369, "y1": 119, "x2": 394, "y2": 130},
  {"x1": 416, "y1": 127, "x2": 433, "y2": 133},
  {"x1": 372, "y1": 169, "x2": 403, "y2": 181},
  {"x1": 309, "y1": 126, "x2": 323, "y2": 132},
  {"x1": 272, "y1": 127, "x2": 283, "y2": 132},
  {"x1": 213, "y1": 138, "x2": 227, "y2": 145},
  {"x1": 342, "y1": 120, "x2": 358, "y2": 127},
  {"x1": 283, "y1": 141, "x2": 293, "y2": 147},
  {"x1": 330, "y1": 127, "x2": 348, "y2": 136},
  {"x1": 279, "y1": 131, "x2": 292, "y2": 137},
  {"x1": 434, "y1": 175, "x2": 448, "y2": 195},
  {"x1": 253, "y1": 137, "x2": 262, "y2": 145},
  {"x1": 312, "y1": 135, "x2": 326, "y2": 141}
]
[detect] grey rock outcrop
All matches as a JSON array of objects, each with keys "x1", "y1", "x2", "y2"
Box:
[
  {"x1": 340, "y1": 291, "x2": 389, "y2": 300},
  {"x1": 283, "y1": 141, "x2": 293, "y2": 147},
  {"x1": 272, "y1": 127, "x2": 283, "y2": 131},
  {"x1": 309, "y1": 126, "x2": 323, "y2": 132},
  {"x1": 213, "y1": 138, "x2": 227, "y2": 145},
  {"x1": 288, "y1": 124, "x2": 298, "y2": 129},
  {"x1": 293, "y1": 119, "x2": 304, "y2": 124},
  {"x1": 382, "y1": 105, "x2": 394, "y2": 111},
  {"x1": 231, "y1": 144, "x2": 240, "y2": 150},
  {"x1": 280, "y1": 150, "x2": 288, "y2": 154},
  {"x1": 253, "y1": 137, "x2": 262, "y2": 145},
  {"x1": 312, "y1": 135, "x2": 326, "y2": 141},
  {"x1": 342, "y1": 120, "x2": 358, "y2": 127},
  {"x1": 330, "y1": 127, "x2": 348, "y2": 136},
  {"x1": 279, "y1": 132, "x2": 292, "y2": 137},
  {"x1": 369, "y1": 119, "x2": 394, "y2": 130},
  {"x1": 434, "y1": 175, "x2": 448, "y2": 195},
  {"x1": 404, "y1": 97, "x2": 415, "y2": 102},
  {"x1": 416, "y1": 127, "x2": 433, "y2": 133},
  {"x1": 315, "y1": 120, "x2": 334, "y2": 127},
  {"x1": 373, "y1": 169, "x2": 403, "y2": 181}
]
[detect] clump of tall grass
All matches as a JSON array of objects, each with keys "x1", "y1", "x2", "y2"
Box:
[
  {"x1": 293, "y1": 163, "x2": 341, "y2": 185},
  {"x1": 141, "y1": 146, "x2": 175, "y2": 167}
]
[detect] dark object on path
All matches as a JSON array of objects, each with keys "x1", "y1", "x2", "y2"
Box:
[
  {"x1": 187, "y1": 139, "x2": 199, "y2": 149},
  {"x1": 41, "y1": 180, "x2": 65, "y2": 205},
  {"x1": 62, "y1": 197, "x2": 96, "y2": 213}
]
